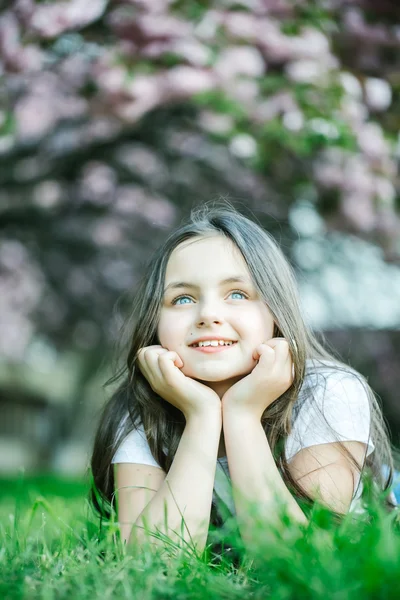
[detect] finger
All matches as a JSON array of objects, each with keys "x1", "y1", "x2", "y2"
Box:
[
  {"x1": 158, "y1": 351, "x2": 184, "y2": 380},
  {"x1": 265, "y1": 338, "x2": 294, "y2": 381},
  {"x1": 253, "y1": 343, "x2": 274, "y2": 362},
  {"x1": 269, "y1": 337, "x2": 298, "y2": 358},
  {"x1": 144, "y1": 345, "x2": 165, "y2": 349},
  {"x1": 137, "y1": 345, "x2": 164, "y2": 353},
  {"x1": 265, "y1": 337, "x2": 289, "y2": 348},
  {"x1": 139, "y1": 346, "x2": 170, "y2": 360},
  {"x1": 269, "y1": 338, "x2": 290, "y2": 365},
  {"x1": 158, "y1": 351, "x2": 184, "y2": 368},
  {"x1": 139, "y1": 347, "x2": 169, "y2": 380},
  {"x1": 136, "y1": 345, "x2": 164, "y2": 363},
  {"x1": 265, "y1": 337, "x2": 286, "y2": 348}
]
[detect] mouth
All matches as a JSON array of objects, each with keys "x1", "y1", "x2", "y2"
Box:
[{"x1": 189, "y1": 341, "x2": 238, "y2": 353}]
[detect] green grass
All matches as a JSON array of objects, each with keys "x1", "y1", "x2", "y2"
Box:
[{"x1": 1, "y1": 475, "x2": 400, "y2": 599}]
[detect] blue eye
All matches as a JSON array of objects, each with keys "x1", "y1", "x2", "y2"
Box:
[
  {"x1": 173, "y1": 295, "x2": 192, "y2": 305},
  {"x1": 231, "y1": 290, "x2": 246, "y2": 300},
  {"x1": 171, "y1": 290, "x2": 248, "y2": 305}
]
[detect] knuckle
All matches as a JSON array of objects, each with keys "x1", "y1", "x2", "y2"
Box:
[{"x1": 138, "y1": 347, "x2": 151, "y2": 361}]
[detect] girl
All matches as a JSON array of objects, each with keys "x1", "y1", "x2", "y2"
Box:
[{"x1": 91, "y1": 201, "x2": 399, "y2": 555}]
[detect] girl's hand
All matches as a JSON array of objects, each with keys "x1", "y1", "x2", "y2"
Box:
[
  {"x1": 221, "y1": 338, "x2": 294, "y2": 420},
  {"x1": 136, "y1": 345, "x2": 222, "y2": 420}
]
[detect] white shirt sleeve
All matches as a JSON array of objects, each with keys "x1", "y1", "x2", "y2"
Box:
[
  {"x1": 285, "y1": 370, "x2": 375, "y2": 463},
  {"x1": 111, "y1": 423, "x2": 161, "y2": 468}
]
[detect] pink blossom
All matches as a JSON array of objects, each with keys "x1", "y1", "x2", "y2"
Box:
[
  {"x1": 79, "y1": 162, "x2": 117, "y2": 202},
  {"x1": 340, "y1": 96, "x2": 368, "y2": 126},
  {"x1": 357, "y1": 122, "x2": 390, "y2": 159},
  {"x1": 14, "y1": 0, "x2": 36, "y2": 26},
  {"x1": 222, "y1": 79, "x2": 259, "y2": 109},
  {"x1": 33, "y1": 181, "x2": 63, "y2": 208},
  {"x1": 116, "y1": 74, "x2": 162, "y2": 121},
  {"x1": 340, "y1": 72, "x2": 363, "y2": 99},
  {"x1": 115, "y1": 145, "x2": 167, "y2": 184},
  {"x1": 344, "y1": 7, "x2": 394, "y2": 46},
  {"x1": 93, "y1": 61, "x2": 127, "y2": 94},
  {"x1": 127, "y1": 0, "x2": 172, "y2": 13},
  {"x1": 342, "y1": 157, "x2": 375, "y2": 195},
  {"x1": 140, "y1": 197, "x2": 177, "y2": 228},
  {"x1": 92, "y1": 219, "x2": 124, "y2": 245},
  {"x1": 0, "y1": 240, "x2": 43, "y2": 360},
  {"x1": 15, "y1": 72, "x2": 87, "y2": 140},
  {"x1": 253, "y1": 91, "x2": 298, "y2": 122},
  {"x1": 141, "y1": 41, "x2": 174, "y2": 58},
  {"x1": 374, "y1": 177, "x2": 396, "y2": 206},
  {"x1": 0, "y1": 12, "x2": 21, "y2": 65},
  {"x1": 285, "y1": 56, "x2": 338, "y2": 83},
  {"x1": 0, "y1": 11, "x2": 42, "y2": 72},
  {"x1": 290, "y1": 28, "x2": 330, "y2": 59},
  {"x1": 165, "y1": 66, "x2": 216, "y2": 98},
  {"x1": 341, "y1": 192, "x2": 376, "y2": 232},
  {"x1": 108, "y1": 10, "x2": 191, "y2": 45},
  {"x1": 82, "y1": 118, "x2": 122, "y2": 143},
  {"x1": 214, "y1": 46, "x2": 265, "y2": 79},
  {"x1": 223, "y1": 12, "x2": 259, "y2": 41},
  {"x1": 194, "y1": 10, "x2": 223, "y2": 41},
  {"x1": 115, "y1": 185, "x2": 147, "y2": 214},
  {"x1": 59, "y1": 54, "x2": 92, "y2": 89},
  {"x1": 198, "y1": 111, "x2": 234, "y2": 134},
  {"x1": 170, "y1": 39, "x2": 211, "y2": 66},
  {"x1": 15, "y1": 93, "x2": 58, "y2": 140},
  {"x1": 29, "y1": 0, "x2": 108, "y2": 38},
  {"x1": 364, "y1": 77, "x2": 392, "y2": 111}
]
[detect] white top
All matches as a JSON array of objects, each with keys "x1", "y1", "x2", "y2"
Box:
[{"x1": 112, "y1": 359, "x2": 379, "y2": 516}]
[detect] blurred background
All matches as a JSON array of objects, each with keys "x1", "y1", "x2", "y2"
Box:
[{"x1": 0, "y1": 0, "x2": 399, "y2": 479}]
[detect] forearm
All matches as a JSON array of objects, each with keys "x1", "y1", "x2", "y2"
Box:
[
  {"x1": 131, "y1": 411, "x2": 222, "y2": 554},
  {"x1": 223, "y1": 409, "x2": 307, "y2": 547}
]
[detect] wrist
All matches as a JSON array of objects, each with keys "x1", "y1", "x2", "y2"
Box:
[
  {"x1": 222, "y1": 405, "x2": 261, "y2": 424},
  {"x1": 185, "y1": 406, "x2": 222, "y2": 427}
]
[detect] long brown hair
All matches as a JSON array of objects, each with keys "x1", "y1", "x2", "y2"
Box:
[{"x1": 91, "y1": 200, "x2": 399, "y2": 527}]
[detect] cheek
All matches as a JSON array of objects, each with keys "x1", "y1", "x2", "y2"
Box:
[
  {"x1": 158, "y1": 314, "x2": 185, "y2": 347},
  {"x1": 267, "y1": 318, "x2": 275, "y2": 336},
  {"x1": 243, "y1": 310, "x2": 274, "y2": 336},
  {"x1": 260, "y1": 308, "x2": 275, "y2": 336},
  {"x1": 157, "y1": 315, "x2": 170, "y2": 346}
]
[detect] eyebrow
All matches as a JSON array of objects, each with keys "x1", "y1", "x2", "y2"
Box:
[{"x1": 164, "y1": 276, "x2": 252, "y2": 294}]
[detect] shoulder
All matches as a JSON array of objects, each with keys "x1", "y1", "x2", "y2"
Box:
[
  {"x1": 302, "y1": 358, "x2": 364, "y2": 385},
  {"x1": 285, "y1": 358, "x2": 375, "y2": 461},
  {"x1": 297, "y1": 358, "x2": 370, "y2": 411},
  {"x1": 112, "y1": 420, "x2": 161, "y2": 468}
]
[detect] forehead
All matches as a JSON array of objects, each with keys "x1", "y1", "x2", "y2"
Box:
[{"x1": 165, "y1": 235, "x2": 249, "y2": 279}]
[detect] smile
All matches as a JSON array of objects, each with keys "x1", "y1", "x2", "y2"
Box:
[{"x1": 190, "y1": 341, "x2": 238, "y2": 353}]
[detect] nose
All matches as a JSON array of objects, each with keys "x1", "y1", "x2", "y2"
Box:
[
  {"x1": 197, "y1": 318, "x2": 222, "y2": 327},
  {"x1": 196, "y1": 299, "x2": 224, "y2": 327}
]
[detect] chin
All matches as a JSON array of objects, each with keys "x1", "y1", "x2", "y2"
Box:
[{"x1": 188, "y1": 364, "x2": 250, "y2": 382}]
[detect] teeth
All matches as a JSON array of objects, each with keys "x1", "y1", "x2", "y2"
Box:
[{"x1": 194, "y1": 340, "x2": 235, "y2": 347}]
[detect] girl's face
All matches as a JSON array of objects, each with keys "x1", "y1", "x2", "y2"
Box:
[{"x1": 158, "y1": 235, "x2": 275, "y2": 399}]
